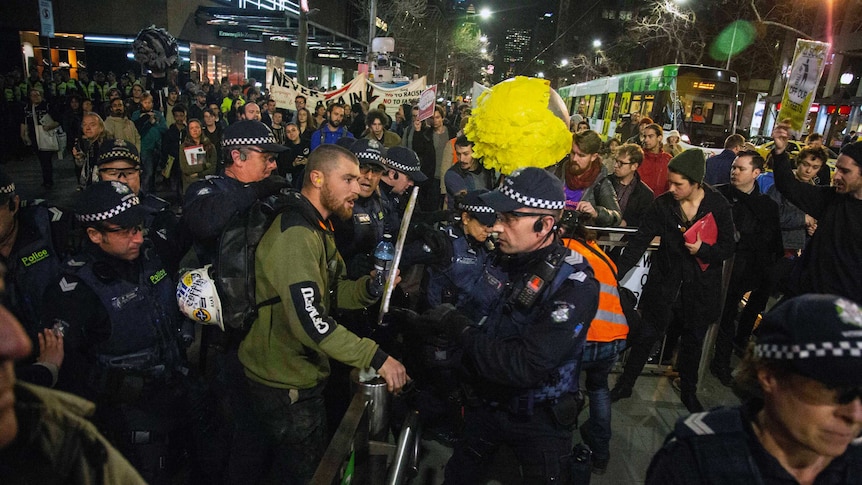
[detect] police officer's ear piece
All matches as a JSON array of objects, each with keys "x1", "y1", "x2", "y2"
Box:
[
  {"x1": 238, "y1": 150, "x2": 247, "y2": 161},
  {"x1": 392, "y1": 171, "x2": 399, "y2": 180},
  {"x1": 7, "y1": 198, "x2": 15, "y2": 213},
  {"x1": 533, "y1": 217, "x2": 545, "y2": 233}
]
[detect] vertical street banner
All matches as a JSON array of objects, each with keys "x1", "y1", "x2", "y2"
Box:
[
  {"x1": 778, "y1": 39, "x2": 830, "y2": 132},
  {"x1": 267, "y1": 69, "x2": 427, "y2": 119},
  {"x1": 38, "y1": 0, "x2": 54, "y2": 38}
]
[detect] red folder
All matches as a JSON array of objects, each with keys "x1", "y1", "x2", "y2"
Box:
[{"x1": 683, "y1": 212, "x2": 718, "y2": 271}]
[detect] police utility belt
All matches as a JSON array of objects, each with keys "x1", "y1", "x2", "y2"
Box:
[{"x1": 95, "y1": 347, "x2": 178, "y2": 401}]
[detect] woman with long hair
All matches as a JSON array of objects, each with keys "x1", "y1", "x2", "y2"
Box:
[
  {"x1": 179, "y1": 119, "x2": 216, "y2": 194},
  {"x1": 296, "y1": 107, "x2": 316, "y2": 142}
]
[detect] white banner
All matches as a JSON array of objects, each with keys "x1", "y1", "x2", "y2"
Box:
[{"x1": 268, "y1": 70, "x2": 427, "y2": 119}]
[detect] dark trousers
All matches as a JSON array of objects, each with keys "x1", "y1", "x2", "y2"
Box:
[
  {"x1": 35, "y1": 149, "x2": 54, "y2": 186},
  {"x1": 617, "y1": 296, "x2": 709, "y2": 394},
  {"x1": 228, "y1": 371, "x2": 327, "y2": 485},
  {"x1": 712, "y1": 258, "x2": 776, "y2": 371},
  {"x1": 444, "y1": 405, "x2": 574, "y2": 484}
]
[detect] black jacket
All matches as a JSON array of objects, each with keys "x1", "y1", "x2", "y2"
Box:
[
  {"x1": 616, "y1": 184, "x2": 735, "y2": 325},
  {"x1": 611, "y1": 171, "x2": 654, "y2": 228},
  {"x1": 772, "y1": 149, "x2": 862, "y2": 303},
  {"x1": 714, "y1": 183, "x2": 782, "y2": 272}
]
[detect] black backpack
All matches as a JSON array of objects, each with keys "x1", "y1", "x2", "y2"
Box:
[{"x1": 213, "y1": 190, "x2": 302, "y2": 330}]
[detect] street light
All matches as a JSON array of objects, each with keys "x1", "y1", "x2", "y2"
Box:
[
  {"x1": 537, "y1": 71, "x2": 544, "y2": 78},
  {"x1": 479, "y1": 7, "x2": 492, "y2": 20},
  {"x1": 560, "y1": 58, "x2": 569, "y2": 67},
  {"x1": 480, "y1": 35, "x2": 488, "y2": 43},
  {"x1": 592, "y1": 39, "x2": 602, "y2": 49}
]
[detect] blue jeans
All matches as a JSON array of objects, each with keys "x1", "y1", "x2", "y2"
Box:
[{"x1": 581, "y1": 339, "x2": 624, "y2": 460}]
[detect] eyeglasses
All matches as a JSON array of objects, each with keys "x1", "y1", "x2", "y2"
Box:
[
  {"x1": 360, "y1": 164, "x2": 386, "y2": 174},
  {"x1": 98, "y1": 167, "x2": 141, "y2": 179},
  {"x1": 832, "y1": 386, "x2": 862, "y2": 405},
  {"x1": 613, "y1": 159, "x2": 635, "y2": 166},
  {"x1": 495, "y1": 211, "x2": 549, "y2": 225},
  {"x1": 101, "y1": 224, "x2": 144, "y2": 237},
  {"x1": 244, "y1": 147, "x2": 278, "y2": 164}
]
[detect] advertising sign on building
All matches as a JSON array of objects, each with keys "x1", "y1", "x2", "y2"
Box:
[{"x1": 778, "y1": 39, "x2": 830, "y2": 132}]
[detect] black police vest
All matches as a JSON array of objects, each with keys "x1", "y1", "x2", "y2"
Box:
[
  {"x1": 7, "y1": 206, "x2": 65, "y2": 335},
  {"x1": 344, "y1": 194, "x2": 386, "y2": 261},
  {"x1": 73, "y1": 248, "x2": 181, "y2": 368},
  {"x1": 427, "y1": 224, "x2": 504, "y2": 321},
  {"x1": 483, "y1": 246, "x2": 591, "y2": 408}
]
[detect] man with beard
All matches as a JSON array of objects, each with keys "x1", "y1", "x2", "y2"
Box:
[
  {"x1": 771, "y1": 122, "x2": 862, "y2": 303},
  {"x1": 104, "y1": 97, "x2": 140, "y2": 152},
  {"x1": 444, "y1": 135, "x2": 495, "y2": 209},
  {"x1": 638, "y1": 123, "x2": 672, "y2": 196},
  {"x1": 310, "y1": 103, "x2": 354, "y2": 150},
  {"x1": 551, "y1": 130, "x2": 621, "y2": 227},
  {"x1": 230, "y1": 144, "x2": 409, "y2": 484}
]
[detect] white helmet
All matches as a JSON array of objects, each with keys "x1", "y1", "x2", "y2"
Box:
[{"x1": 177, "y1": 265, "x2": 224, "y2": 331}]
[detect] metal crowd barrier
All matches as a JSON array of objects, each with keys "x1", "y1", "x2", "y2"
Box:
[
  {"x1": 311, "y1": 371, "x2": 421, "y2": 485},
  {"x1": 588, "y1": 226, "x2": 733, "y2": 392}
]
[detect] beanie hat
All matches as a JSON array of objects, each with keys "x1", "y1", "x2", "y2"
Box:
[
  {"x1": 668, "y1": 148, "x2": 706, "y2": 183},
  {"x1": 839, "y1": 140, "x2": 862, "y2": 167}
]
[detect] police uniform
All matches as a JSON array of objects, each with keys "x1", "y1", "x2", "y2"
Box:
[
  {"x1": 181, "y1": 121, "x2": 289, "y2": 267},
  {"x1": 40, "y1": 181, "x2": 189, "y2": 485},
  {"x1": 647, "y1": 295, "x2": 862, "y2": 484},
  {"x1": 333, "y1": 138, "x2": 390, "y2": 280},
  {"x1": 427, "y1": 168, "x2": 600, "y2": 484},
  {"x1": 378, "y1": 146, "x2": 429, "y2": 236}
]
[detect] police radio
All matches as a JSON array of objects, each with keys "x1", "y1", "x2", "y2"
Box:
[{"x1": 511, "y1": 250, "x2": 565, "y2": 310}]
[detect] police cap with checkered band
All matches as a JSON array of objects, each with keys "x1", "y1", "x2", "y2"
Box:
[
  {"x1": 97, "y1": 138, "x2": 141, "y2": 166},
  {"x1": 480, "y1": 167, "x2": 566, "y2": 213},
  {"x1": 76, "y1": 180, "x2": 151, "y2": 228},
  {"x1": 350, "y1": 138, "x2": 387, "y2": 170},
  {"x1": 458, "y1": 189, "x2": 497, "y2": 227},
  {"x1": 385, "y1": 146, "x2": 427, "y2": 182},
  {"x1": 221, "y1": 120, "x2": 288, "y2": 153},
  {"x1": 754, "y1": 293, "x2": 862, "y2": 387},
  {"x1": 0, "y1": 167, "x2": 16, "y2": 205}
]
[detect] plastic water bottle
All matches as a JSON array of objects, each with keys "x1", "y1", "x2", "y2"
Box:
[{"x1": 373, "y1": 234, "x2": 395, "y2": 287}]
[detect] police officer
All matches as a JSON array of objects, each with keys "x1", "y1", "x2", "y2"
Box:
[
  {"x1": 416, "y1": 167, "x2": 599, "y2": 483},
  {"x1": 379, "y1": 145, "x2": 428, "y2": 233},
  {"x1": 41, "y1": 181, "x2": 189, "y2": 484},
  {"x1": 0, "y1": 169, "x2": 72, "y2": 388},
  {"x1": 647, "y1": 294, "x2": 862, "y2": 484},
  {"x1": 95, "y1": 138, "x2": 187, "y2": 275},
  {"x1": 183, "y1": 120, "x2": 289, "y2": 265},
  {"x1": 333, "y1": 138, "x2": 389, "y2": 279}
]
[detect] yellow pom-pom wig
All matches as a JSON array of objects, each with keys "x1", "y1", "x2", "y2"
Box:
[{"x1": 464, "y1": 76, "x2": 571, "y2": 175}]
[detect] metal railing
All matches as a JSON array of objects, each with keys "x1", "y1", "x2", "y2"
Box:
[
  {"x1": 311, "y1": 374, "x2": 422, "y2": 485},
  {"x1": 589, "y1": 226, "x2": 733, "y2": 391}
]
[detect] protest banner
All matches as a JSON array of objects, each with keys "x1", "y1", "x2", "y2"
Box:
[{"x1": 778, "y1": 40, "x2": 830, "y2": 132}]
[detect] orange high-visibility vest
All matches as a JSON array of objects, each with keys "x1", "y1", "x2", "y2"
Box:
[{"x1": 563, "y1": 238, "x2": 628, "y2": 343}]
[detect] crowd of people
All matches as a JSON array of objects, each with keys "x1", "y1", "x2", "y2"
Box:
[{"x1": 1, "y1": 65, "x2": 861, "y2": 485}]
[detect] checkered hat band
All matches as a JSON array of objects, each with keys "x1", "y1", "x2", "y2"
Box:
[
  {"x1": 754, "y1": 341, "x2": 862, "y2": 360},
  {"x1": 500, "y1": 183, "x2": 566, "y2": 210},
  {"x1": 356, "y1": 152, "x2": 382, "y2": 163},
  {"x1": 222, "y1": 136, "x2": 277, "y2": 148},
  {"x1": 100, "y1": 149, "x2": 140, "y2": 164},
  {"x1": 459, "y1": 204, "x2": 495, "y2": 213},
  {"x1": 76, "y1": 196, "x2": 140, "y2": 222},
  {"x1": 0, "y1": 182, "x2": 15, "y2": 194},
  {"x1": 387, "y1": 160, "x2": 415, "y2": 173}
]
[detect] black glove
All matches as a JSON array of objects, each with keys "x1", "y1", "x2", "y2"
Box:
[
  {"x1": 383, "y1": 307, "x2": 419, "y2": 327},
  {"x1": 419, "y1": 228, "x2": 453, "y2": 267},
  {"x1": 252, "y1": 175, "x2": 289, "y2": 199},
  {"x1": 409, "y1": 304, "x2": 472, "y2": 338},
  {"x1": 366, "y1": 273, "x2": 385, "y2": 298}
]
